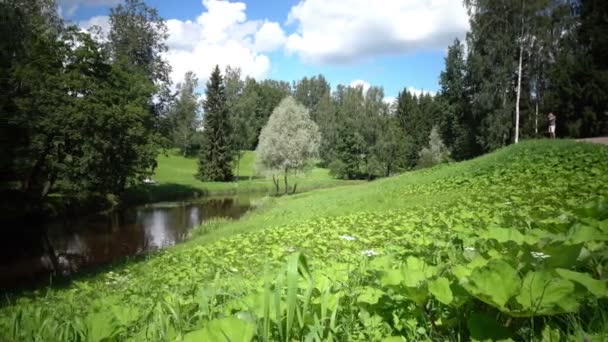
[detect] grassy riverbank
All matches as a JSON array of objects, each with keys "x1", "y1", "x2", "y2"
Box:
[
  {"x1": 2, "y1": 140, "x2": 608, "y2": 341},
  {"x1": 123, "y1": 150, "x2": 358, "y2": 203}
]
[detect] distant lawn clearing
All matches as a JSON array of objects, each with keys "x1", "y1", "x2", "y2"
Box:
[{"x1": 124, "y1": 150, "x2": 359, "y2": 203}]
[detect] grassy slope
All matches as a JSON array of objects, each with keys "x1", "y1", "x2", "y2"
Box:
[
  {"x1": 126, "y1": 150, "x2": 357, "y2": 203},
  {"x1": 3, "y1": 140, "x2": 608, "y2": 340}
]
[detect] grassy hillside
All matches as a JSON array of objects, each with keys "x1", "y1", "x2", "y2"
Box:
[
  {"x1": 2, "y1": 140, "x2": 608, "y2": 341},
  {"x1": 125, "y1": 150, "x2": 357, "y2": 203}
]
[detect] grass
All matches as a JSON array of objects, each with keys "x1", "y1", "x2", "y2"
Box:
[
  {"x1": 2, "y1": 140, "x2": 608, "y2": 341},
  {"x1": 124, "y1": 150, "x2": 358, "y2": 203}
]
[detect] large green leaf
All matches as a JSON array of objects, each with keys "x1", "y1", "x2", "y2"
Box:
[
  {"x1": 515, "y1": 271, "x2": 576, "y2": 315},
  {"x1": 381, "y1": 269, "x2": 405, "y2": 287},
  {"x1": 555, "y1": 269, "x2": 608, "y2": 297},
  {"x1": 566, "y1": 224, "x2": 608, "y2": 244},
  {"x1": 357, "y1": 286, "x2": 385, "y2": 305},
  {"x1": 467, "y1": 260, "x2": 521, "y2": 309},
  {"x1": 183, "y1": 317, "x2": 255, "y2": 342},
  {"x1": 481, "y1": 227, "x2": 525, "y2": 245},
  {"x1": 402, "y1": 256, "x2": 436, "y2": 288},
  {"x1": 428, "y1": 277, "x2": 453, "y2": 305}
]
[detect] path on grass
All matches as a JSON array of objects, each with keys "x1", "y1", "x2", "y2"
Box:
[{"x1": 577, "y1": 137, "x2": 608, "y2": 145}]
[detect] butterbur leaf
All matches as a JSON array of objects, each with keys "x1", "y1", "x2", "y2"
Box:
[
  {"x1": 555, "y1": 269, "x2": 608, "y2": 297},
  {"x1": 481, "y1": 227, "x2": 525, "y2": 245},
  {"x1": 428, "y1": 277, "x2": 453, "y2": 305},
  {"x1": 515, "y1": 271, "x2": 576, "y2": 315},
  {"x1": 542, "y1": 243, "x2": 581, "y2": 268},
  {"x1": 402, "y1": 256, "x2": 436, "y2": 287},
  {"x1": 566, "y1": 224, "x2": 608, "y2": 244},
  {"x1": 357, "y1": 287, "x2": 385, "y2": 305},
  {"x1": 183, "y1": 317, "x2": 255, "y2": 342},
  {"x1": 381, "y1": 269, "x2": 404, "y2": 286},
  {"x1": 467, "y1": 260, "x2": 521, "y2": 309}
]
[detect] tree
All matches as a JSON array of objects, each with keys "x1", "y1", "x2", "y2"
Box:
[
  {"x1": 373, "y1": 116, "x2": 410, "y2": 177},
  {"x1": 417, "y1": 127, "x2": 451, "y2": 169},
  {"x1": 108, "y1": 0, "x2": 172, "y2": 135},
  {"x1": 255, "y1": 97, "x2": 320, "y2": 194},
  {"x1": 224, "y1": 66, "x2": 248, "y2": 177},
  {"x1": 198, "y1": 66, "x2": 233, "y2": 182},
  {"x1": 171, "y1": 71, "x2": 200, "y2": 156},
  {"x1": 438, "y1": 39, "x2": 479, "y2": 160}
]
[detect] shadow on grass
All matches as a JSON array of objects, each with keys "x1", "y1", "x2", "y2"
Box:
[{"x1": 122, "y1": 183, "x2": 209, "y2": 205}]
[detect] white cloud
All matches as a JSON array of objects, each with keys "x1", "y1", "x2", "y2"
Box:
[
  {"x1": 163, "y1": 0, "x2": 286, "y2": 86},
  {"x1": 59, "y1": 0, "x2": 120, "y2": 17},
  {"x1": 383, "y1": 96, "x2": 396, "y2": 105},
  {"x1": 285, "y1": 0, "x2": 469, "y2": 64},
  {"x1": 349, "y1": 79, "x2": 371, "y2": 93},
  {"x1": 254, "y1": 21, "x2": 287, "y2": 52},
  {"x1": 78, "y1": 15, "x2": 110, "y2": 36}
]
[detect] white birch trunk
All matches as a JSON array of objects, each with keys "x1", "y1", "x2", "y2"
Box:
[{"x1": 515, "y1": 44, "x2": 523, "y2": 144}]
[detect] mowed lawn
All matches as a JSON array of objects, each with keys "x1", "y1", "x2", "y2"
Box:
[{"x1": 146, "y1": 150, "x2": 358, "y2": 197}]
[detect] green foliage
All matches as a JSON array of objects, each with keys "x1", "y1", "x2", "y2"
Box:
[
  {"x1": 255, "y1": 97, "x2": 321, "y2": 194},
  {"x1": 198, "y1": 65, "x2": 234, "y2": 182},
  {"x1": 416, "y1": 126, "x2": 451, "y2": 169},
  {"x1": 170, "y1": 71, "x2": 201, "y2": 156},
  {"x1": 2, "y1": 141, "x2": 607, "y2": 341}
]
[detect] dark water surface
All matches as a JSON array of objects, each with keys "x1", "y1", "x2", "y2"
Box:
[{"x1": 0, "y1": 194, "x2": 261, "y2": 289}]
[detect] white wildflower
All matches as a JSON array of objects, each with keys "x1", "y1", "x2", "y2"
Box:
[
  {"x1": 340, "y1": 235, "x2": 357, "y2": 241},
  {"x1": 285, "y1": 246, "x2": 297, "y2": 253},
  {"x1": 230, "y1": 267, "x2": 238, "y2": 273},
  {"x1": 530, "y1": 251, "x2": 551, "y2": 259},
  {"x1": 361, "y1": 249, "x2": 379, "y2": 257},
  {"x1": 464, "y1": 246, "x2": 476, "y2": 252}
]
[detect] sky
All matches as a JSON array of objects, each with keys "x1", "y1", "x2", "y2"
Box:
[{"x1": 62, "y1": 0, "x2": 470, "y2": 101}]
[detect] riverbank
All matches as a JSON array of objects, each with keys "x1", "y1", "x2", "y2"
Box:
[
  {"x1": 1, "y1": 150, "x2": 357, "y2": 223},
  {"x1": 2, "y1": 140, "x2": 607, "y2": 341}
]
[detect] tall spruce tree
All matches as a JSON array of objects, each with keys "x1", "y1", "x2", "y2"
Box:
[{"x1": 198, "y1": 66, "x2": 233, "y2": 182}]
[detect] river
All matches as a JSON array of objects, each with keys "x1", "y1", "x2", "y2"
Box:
[{"x1": 0, "y1": 194, "x2": 263, "y2": 290}]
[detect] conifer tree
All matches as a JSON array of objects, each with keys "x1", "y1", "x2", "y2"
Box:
[{"x1": 198, "y1": 65, "x2": 233, "y2": 182}]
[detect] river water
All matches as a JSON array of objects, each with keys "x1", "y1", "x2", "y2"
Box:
[{"x1": 0, "y1": 194, "x2": 262, "y2": 289}]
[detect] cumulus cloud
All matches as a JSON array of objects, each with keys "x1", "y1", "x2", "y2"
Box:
[
  {"x1": 77, "y1": 0, "x2": 287, "y2": 87},
  {"x1": 254, "y1": 21, "x2": 287, "y2": 52},
  {"x1": 78, "y1": 15, "x2": 110, "y2": 36},
  {"x1": 285, "y1": 0, "x2": 469, "y2": 64},
  {"x1": 163, "y1": 0, "x2": 286, "y2": 86},
  {"x1": 59, "y1": 0, "x2": 121, "y2": 17}
]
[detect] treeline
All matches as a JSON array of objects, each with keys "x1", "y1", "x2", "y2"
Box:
[
  {"x1": 174, "y1": 0, "x2": 607, "y2": 181},
  {"x1": 1, "y1": 0, "x2": 171, "y2": 207},
  {"x1": 3, "y1": 0, "x2": 607, "y2": 205}
]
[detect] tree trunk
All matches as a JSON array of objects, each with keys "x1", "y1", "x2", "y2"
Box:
[
  {"x1": 283, "y1": 168, "x2": 288, "y2": 195},
  {"x1": 272, "y1": 174, "x2": 279, "y2": 194},
  {"x1": 291, "y1": 182, "x2": 297, "y2": 195},
  {"x1": 535, "y1": 98, "x2": 539, "y2": 136},
  {"x1": 41, "y1": 231, "x2": 60, "y2": 275},
  {"x1": 515, "y1": 43, "x2": 523, "y2": 144},
  {"x1": 514, "y1": 0, "x2": 525, "y2": 144}
]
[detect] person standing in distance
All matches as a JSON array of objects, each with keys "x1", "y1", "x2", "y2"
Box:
[{"x1": 547, "y1": 112, "x2": 556, "y2": 139}]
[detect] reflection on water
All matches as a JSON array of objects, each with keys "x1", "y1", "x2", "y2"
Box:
[{"x1": 0, "y1": 195, "x2": 257, "y2": 289}]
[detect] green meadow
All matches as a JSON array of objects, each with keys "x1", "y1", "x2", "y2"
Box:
[
  {"x1": 124, "y1": 150, "x2": 358, "y2": 204},
  {"x1": 2, "y1": 140, "x2": 608, "y2": 341}
]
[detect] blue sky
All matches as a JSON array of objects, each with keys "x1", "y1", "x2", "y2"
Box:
[{"x1": 64, "y1": 0, "x2": 469, "y2": 100}]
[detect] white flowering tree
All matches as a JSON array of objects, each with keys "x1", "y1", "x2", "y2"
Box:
[{"x1": 255, "y1": 97, "x2": 321, "y2": 194}]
